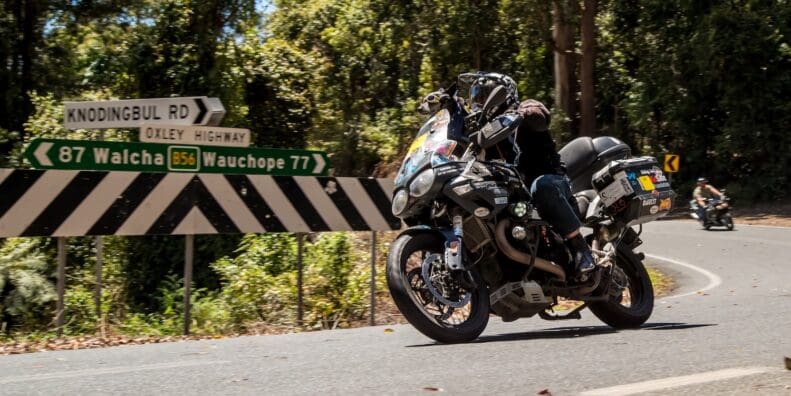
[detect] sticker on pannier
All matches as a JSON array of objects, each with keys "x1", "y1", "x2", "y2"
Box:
[{"x1": 599, "y1": 171, "x2": 635, "y2": 206}]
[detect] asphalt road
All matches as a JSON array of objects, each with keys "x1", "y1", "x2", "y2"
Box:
[{"x1": 0, "y1": 220, "x2": 789, "y2": 395}]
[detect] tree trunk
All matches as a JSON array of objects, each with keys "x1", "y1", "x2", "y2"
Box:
[
  {"x1": 580, "y1": 0, "x2": 597, "y2": 137},
  {"x1": 552, "y1": 0, "x2": 579, "y2": 135}
]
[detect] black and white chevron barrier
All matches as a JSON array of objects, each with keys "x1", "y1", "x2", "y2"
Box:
[{"x1": 0, "y1": 169, "x2": 402, "y2": 237}]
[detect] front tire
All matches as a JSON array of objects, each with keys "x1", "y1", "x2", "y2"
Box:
[
  {"x1": 386, "y1": 232, "x2": 489, "y2": 343},
  {"x1": 724, "y1": 213, "x2": 735, "y2": 230},
  {"x1": 589, "y1": 246, "x2": 654, "y2": 328}
]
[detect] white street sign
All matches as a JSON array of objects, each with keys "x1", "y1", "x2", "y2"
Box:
[
  {"x1": 64, "y1": 97, "x2": 225, "y2": 129},
  {"x1": 139, "y1": 124, "x2": 251, "y2": 147}
]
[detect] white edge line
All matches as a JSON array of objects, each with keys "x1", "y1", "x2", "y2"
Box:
[
  {"x1": 645, "y1": 253, "x2": 722, "y2": 300},
  {"x1": 579, "y1": 366, "x2": 776, "y2": 396}
]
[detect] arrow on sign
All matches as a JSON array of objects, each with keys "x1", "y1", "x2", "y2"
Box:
[
  {"x1": 663, "y1": 154, "x2": 680, "y2": 173},
  {"x1": 312, "y1": 153, "x2": 326, "y2": 174},
  {"x1": 33, "y1": 141, "x2": 54, "y2": 166}
]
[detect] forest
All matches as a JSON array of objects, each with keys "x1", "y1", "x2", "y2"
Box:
[{"x1": 1, "y1": 0, "x2": 789, "y2": 339}]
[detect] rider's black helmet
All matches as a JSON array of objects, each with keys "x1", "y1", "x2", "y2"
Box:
[
  {"x1": 460, "y1": 72, "x2": 519, "y2": 112},
  {"x1": 697, "y1": 177, "x2": 708, "y2": 184}
]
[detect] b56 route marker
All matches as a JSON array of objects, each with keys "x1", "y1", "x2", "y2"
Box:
[
  {"x1": 25, "y1": 139, "x2": 329, "y2": 176},
  {"x1": 63, "y1": 97, "x2": 225, "y2": 129},
  {"x1": 139, "y1": 124, "x2": 251, "y2": 147}
]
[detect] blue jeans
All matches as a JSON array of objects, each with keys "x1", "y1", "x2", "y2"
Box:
[{"x1": 530, "y1": 174, "x2": 581, "y2": 236}]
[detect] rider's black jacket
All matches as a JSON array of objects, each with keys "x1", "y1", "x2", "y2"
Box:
[{"x1": 512, "y1": 99, "x2": 564, "y2": 187}]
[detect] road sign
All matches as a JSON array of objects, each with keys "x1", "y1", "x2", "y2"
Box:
[
  {"x1": 0, "y1": 168, "x2": 401, "y2": 237},
  {"x1": 139, "y1": 124, "x2": 250, "y2": 147},
  {"x1": 25, "y1": 139, "x2": 329, "y2": 176},
  {"x1": 63, "y1": 97, "x2": 225, "y2": 129},
  {"x1": 663, "y1": 154, "x2": 680, "y2": 173}
]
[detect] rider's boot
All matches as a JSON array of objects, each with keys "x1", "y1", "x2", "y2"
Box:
[{"x1": 564, "y1": 233, "x2": 596, "y2": 276}]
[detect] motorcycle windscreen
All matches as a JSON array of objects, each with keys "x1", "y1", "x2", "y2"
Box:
[{"x1": 394, "y1": 109, "x2": 459, "y2": 188}]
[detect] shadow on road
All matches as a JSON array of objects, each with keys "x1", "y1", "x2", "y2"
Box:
[{"x1": 406, "y1": 322, "x2": 716, "y2": 347}]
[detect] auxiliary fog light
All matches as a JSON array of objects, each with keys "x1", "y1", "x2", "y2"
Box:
[
  {"x1": 511, "y1": 201, "x2": 528, "y2": 218},
  {"x1": 409, "y1": 169, "x2": 435, "y2": 197},
  {"x1": 511, "y1": 225, "x2": 528, "y2": 240},
  {"x1": 392, "y1": 189, "x2": 409, "y2": 216}
]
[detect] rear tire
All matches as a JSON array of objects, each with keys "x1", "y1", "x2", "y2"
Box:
[
  {"x1": 589, "y1": 246, "x2": 654, "y2": 329},
  {"x1": 386, "y1": 232, "x2": 489, "y2": 343}
]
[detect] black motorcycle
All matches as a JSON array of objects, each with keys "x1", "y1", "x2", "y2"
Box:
[
  {"x1": 386, "y1": 77, "x2": 676, "y2": 343},
  {"x1": 690, "y1": 193, "x2": 734, "y2": 230}
]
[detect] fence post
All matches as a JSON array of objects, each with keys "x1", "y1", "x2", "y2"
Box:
[
  {"x1": 369, "y1": 231, "x2": 377, "y2": 326},
  {"x1": 94, "y1": 130, "x2": 104, "y2": 319},
  {"x1": 296, "y1": 233, "x2": 304, "y2": 326},
  {"x1": 183, "y1": 235, "x2": 194, "y2": 336},
  {"x1": 55, "y1": 237, "x2": 66, "y2": 337},
  {"x1": 94, "y1": 237, "x2": 103, "y2": 317}
]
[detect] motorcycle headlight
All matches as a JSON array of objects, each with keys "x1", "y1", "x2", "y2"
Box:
[
  {"x1": 409, "y1": 169, "x2": 436, "y2": 197},
  {"x1": 392, "y1": 189, "x2": 409, "y2": 216}
]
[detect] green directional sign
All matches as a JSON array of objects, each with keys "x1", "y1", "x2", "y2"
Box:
[{"x1": 25, "y1": 138, "x2": 329, "y2": 176}]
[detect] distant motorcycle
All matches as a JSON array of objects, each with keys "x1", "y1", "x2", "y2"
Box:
[{"x1": 690, "y1": 192, "x2": 734, "y2": 230}]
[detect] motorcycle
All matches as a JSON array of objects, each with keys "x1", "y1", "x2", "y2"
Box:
[
  {"x1": 690, "y1": 192, "x2": 734, "y2": 230},
  {"x1": 386, "y1": 76, "x2": 676, "y2": 343}
]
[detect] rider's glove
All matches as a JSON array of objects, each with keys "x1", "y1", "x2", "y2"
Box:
[{"x1": 516, "y1": 99, "x2": 551, "y2": 132}]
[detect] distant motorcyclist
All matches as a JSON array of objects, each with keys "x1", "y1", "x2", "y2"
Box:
[
  {"x1": 693, "y1": 177, "x2": 723, "y2": 223},
  {"x1": 464, "y1": 73, "x2": 595, "y2": 277}
]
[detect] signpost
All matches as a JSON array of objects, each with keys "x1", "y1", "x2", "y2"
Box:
[
  {"x1": 139, "y1": 124, "x2": 250, "y2": 147},
  {"x1": 25, "y1": 138, "x2": 329, "y2": 176},
  {"x1": 64, "y1": 97, "x2": 225, "y2": 129},
  {"x1": 663, "y1": 154, "x2": 680, "y2": 173}
]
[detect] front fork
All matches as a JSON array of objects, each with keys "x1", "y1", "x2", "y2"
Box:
[{"x1": 445, "y1": 212, "x2": 477, "y2": 289}]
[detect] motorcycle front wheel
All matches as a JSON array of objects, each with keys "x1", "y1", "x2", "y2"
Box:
[
  {"x1": 589, "y1": 246, "x2": 654, "y2": 328},
  {"x1": 386, "y1": 232, "x2": 489, "y2": 343},
  {"x1": 724, "y1": 213, "x2": 735, "y2": 230}
]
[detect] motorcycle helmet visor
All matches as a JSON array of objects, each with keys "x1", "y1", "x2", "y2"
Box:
[{"x1": 469, "y1": 80, "x2": 495, "y2": 111}]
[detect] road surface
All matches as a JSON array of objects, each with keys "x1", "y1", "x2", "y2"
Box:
[{"x1": 0, "y1": 220, "x2": 789, "y2": 395}]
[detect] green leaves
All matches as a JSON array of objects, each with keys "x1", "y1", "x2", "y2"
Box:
[{"x1": 0, "y1": 239, "x2": 56, "y2": 325}]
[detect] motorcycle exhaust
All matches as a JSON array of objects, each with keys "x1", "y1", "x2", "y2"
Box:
[{"x1": 494, "y1": 220, "x2": 566, "y2": 282}]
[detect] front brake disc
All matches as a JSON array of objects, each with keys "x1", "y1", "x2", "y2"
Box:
[{"x1": 421, "y1": 253, "x2": 472, "y2": 308}]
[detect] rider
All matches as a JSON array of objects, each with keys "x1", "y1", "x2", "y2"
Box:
[
  {"x1": 693, "y1": 177, "x2": 723, "y2": 223},
  {"x1": 464, "y1": 72, "x2": 595, "y2": 277}
]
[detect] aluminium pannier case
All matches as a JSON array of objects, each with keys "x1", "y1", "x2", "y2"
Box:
[{"x1": 592, "y1": 156, "x2": 676, "y2": 226}]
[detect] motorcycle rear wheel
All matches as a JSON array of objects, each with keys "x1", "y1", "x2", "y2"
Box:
[
  {"x1": 386, "y1": 232, "x2": 489, "y2": 343},
  {"x1": 589, "y1": 246, "x2": 654, "y2": 329}
]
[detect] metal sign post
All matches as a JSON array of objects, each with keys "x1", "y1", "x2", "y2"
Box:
[
  {"x1": 95, "y1": 131, "x2": 104, "y2": 319},
  {"x1": 296, "y1": 233, "x2": 305, "y2": 326},
  {"x1": 55, "y1": 237, "x2": 66, "y2": 337},
  {"x1": 183, "y1": 235, "x2": 194, "y2": 336},
  {"x1": 64, "y1": 97, "x2": 225, "y2": 129},
  {"x1": 369, "y1": 231, "x2": 377, "y2": 326}
]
